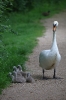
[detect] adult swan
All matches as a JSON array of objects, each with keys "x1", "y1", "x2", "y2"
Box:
[{"x1": 39, "y1": 21, "x2": 61, "y2": 79}]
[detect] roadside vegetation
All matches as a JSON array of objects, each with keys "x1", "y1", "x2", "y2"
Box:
[{"x1": 0, "y1": 0, "x2": 66, "y2": 94}]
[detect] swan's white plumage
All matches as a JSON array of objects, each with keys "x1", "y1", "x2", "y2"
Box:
[
  {"x1": 39, "y1": 50, "x2": 57, "y2": 70},
  {"x1": 39, "y1": 21, "x2": 61, "y2": 71}
]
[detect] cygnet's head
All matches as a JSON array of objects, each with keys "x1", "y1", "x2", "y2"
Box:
[
  {"x1": 27, "y1": 73, "x2": 31, "y2": 77},
  {"x1": 9, "y1": 72, "x2": 15, "y2": 82},
  {"x1": 12, "y1": 71, "x2": 17, "y2": 77},
  {"x1": 17, "y1": 65, "x2": 22, "y2": 71},
  {"x1": 53, "y1": 21, "x2": 59, "y2": 32},
  {"x1": 9, "y1": 72, "x2": 12, "y2": 77},
  {"x1": 13, "y1": 66, "x2": 17, "y2": 71}
]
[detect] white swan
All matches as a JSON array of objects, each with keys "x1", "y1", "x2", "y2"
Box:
[{"x1": 39, "y1": 21, "x2": 61, "y2": 79}]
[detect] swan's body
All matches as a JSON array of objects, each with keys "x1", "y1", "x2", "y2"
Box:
[{"x1": 39, "y1": 21, "x2": 61, "y2": 78}]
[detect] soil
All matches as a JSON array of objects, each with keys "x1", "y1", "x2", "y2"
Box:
[{"x1": 0, "y1": 11, "x2": 66, "y2": 100}]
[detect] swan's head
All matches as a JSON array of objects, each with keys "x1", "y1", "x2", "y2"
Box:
[{"x1": 53, "y1": 21, "x2": 59, "y2": 32}]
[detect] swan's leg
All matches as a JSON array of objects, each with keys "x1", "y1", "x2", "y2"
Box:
[
  {"x1": 53, "y1": 68, "x2": 56, "y2": 78},
  {"x1": 43, "y1": 69, "x2": 44, "y2": 79},
  {"x1": 42, "y1": 69, "x2": 48, "y2": 79}
]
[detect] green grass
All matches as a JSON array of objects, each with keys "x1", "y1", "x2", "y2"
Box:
[
  {"x1": 0, "y1": 13, "x2": 44, "y2": 93},
  {"x1": 0, "y1": 1, "x2": 66, "y2": 94}
]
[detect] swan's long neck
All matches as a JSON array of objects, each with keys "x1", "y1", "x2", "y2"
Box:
[{"x1": 51, "y1": 31, "x2": 58, "y2": 51}]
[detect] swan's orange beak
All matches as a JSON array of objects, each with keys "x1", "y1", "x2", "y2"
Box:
[{"x1": 53, "y1": 25, "x2": 56, "y2": 32}]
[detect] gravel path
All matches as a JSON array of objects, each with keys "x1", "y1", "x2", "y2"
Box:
[{"x1": 0, "y1": 11, "x2": 66, "y2": 100}]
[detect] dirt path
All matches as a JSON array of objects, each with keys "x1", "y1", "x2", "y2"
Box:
[{"x1": 0, "y1": 11, "x2": 66, "y2": 100}]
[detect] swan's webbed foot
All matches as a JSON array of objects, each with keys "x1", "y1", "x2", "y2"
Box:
[
  {"x1": 43, "y1": 76, "x2": 48, "y2": 80},
  {"x1": 53, "y1": 75, "x2": 56, "y2": 79}
]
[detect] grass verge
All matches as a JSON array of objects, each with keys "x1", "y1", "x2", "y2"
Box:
[{"x1": 0, "y1": 13, "x2": 44, "y2": 93}]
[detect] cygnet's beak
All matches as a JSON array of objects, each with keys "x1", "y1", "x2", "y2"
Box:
[{"x1": 53, "y1": 24, "x2": 56, "y2": 32}]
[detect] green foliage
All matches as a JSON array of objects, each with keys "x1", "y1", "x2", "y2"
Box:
[
  {"x1": 0, "y1": 0, "x2": 66, "y2": 13},
  {"x1": 0, "y1": 0, "x2": 5, "y2": 21},
  {"x1": 0, "y1": 0, "x2": 12, "y2": 33},
  {"x1": 0, "y1": 0, "x2": 13, "y2": 16},
  {"x1": 13, "y1": 0, "x2": 33, "y2": 12},
  {"x1": 0, "y1": 11, "x2": 44, "y2": 93}
]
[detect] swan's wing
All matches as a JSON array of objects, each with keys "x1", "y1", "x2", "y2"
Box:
[{"x1": 39, "y1": 50, "x2": 57, "y2": 70}]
